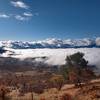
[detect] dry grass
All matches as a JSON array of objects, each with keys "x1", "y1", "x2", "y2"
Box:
[{"x1": 6, "y1": 78, "x2": 100, "y2": 100}]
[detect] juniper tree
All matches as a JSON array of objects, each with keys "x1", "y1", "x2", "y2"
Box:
[{"x1": 65, "y1": 52, "x2": 95, "y2": 87}]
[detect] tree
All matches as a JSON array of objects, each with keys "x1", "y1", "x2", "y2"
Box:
[
  {"x1": 66, "y1": 52, "x2": 88, "y2": 68},
  {"x1": 65, "y1": 52, "x2": 95, "y2": 87},
  {"x1": 0, "y1": 87, "x2": 11, "y2": 100},
  {"x1": 32, "y1": 80, "x2": 45, "y2": 94},
  {"x1": 50, "y1": 74, "x2": 64, "y2": 90}
]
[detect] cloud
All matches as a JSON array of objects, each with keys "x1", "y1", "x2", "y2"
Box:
[
  {"x1": 0, "y1": 13, "x2": 10, "y2": 18},
  {"x1": 15, "y1": 15, "x2": 28, "y2": 21},
  {"x1": 23, "y1": 12, "x2": 39, "y2": 17},
  {"x1": 11, "y1": 1, "x2": 29, "y2": 9},
  {"x1": 23, "y1": 12, "x2": 33, "y2": 17},
  {"x1": 0, "y1": 1, "x2": 38, "y2": 21}
]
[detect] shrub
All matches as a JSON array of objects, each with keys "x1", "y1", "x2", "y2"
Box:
[
  {"x1": 60, "y1": 93, "x2": 72, "y2": 100},
  {"x1": 50, "y1": 74, "x2": 64, "y2": 90}
]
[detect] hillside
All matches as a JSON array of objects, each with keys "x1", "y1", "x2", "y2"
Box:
[{"x1": 7, "y1": 79, "x2": 100, "y2": 100}]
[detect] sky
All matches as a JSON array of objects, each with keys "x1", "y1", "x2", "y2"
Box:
[{"x1": 0, "y1": 0, "x2": 100, "y2": 41}]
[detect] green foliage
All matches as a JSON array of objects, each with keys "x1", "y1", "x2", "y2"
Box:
[
  {"x1": 66, "y1": 52, "x2": 88, "y2": 68},
  {"x1": 64, "y1": 52, "x2": 95, "y2": 86},
  {"x1": 60, "y1": 65, "x2": 69, "y2": 80}
]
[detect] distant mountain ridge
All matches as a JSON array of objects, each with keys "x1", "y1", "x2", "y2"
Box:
[{"x1": 0, "y1": 37, "x2": 100, "y2": 49}]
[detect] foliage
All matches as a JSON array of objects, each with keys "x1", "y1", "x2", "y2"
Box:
[
  {"x1": 50, "y1": 74, "x2": 64, "y2": 90},
  {"x1": 60, "y1": 93, "x2": 73, "y2": 100},
  {"x1": 65, "y1": 52, "x2": 95, "y2": 86},
  {"x1": 0, "y1": 87, "x2": 11, "y2": 100}
]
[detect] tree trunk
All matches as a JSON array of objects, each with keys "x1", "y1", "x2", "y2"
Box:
[{"x1": 31, "y1": 92, "x2": 34, "y2": 100}]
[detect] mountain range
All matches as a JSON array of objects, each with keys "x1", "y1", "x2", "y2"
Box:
[{"x1": 0, "y1": 37, "x2": 100, "y2": 49}]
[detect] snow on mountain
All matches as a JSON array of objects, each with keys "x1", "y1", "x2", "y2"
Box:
[
  {"x1": 96, "y1": 37, "x2": 100, "y2": 46},
  {"x1": 63, "y1": 38, "x2": 94, "y2": 47},
  {"x1": 0, "y1": 38, "x2": 99, "y2": 49},
  {"x1": 0, "y1": 38, "x2": 99, "y2": 73}
]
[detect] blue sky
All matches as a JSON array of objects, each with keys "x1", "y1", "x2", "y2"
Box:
[{"x1": 0, "y1": 0, "x2": 100, "y2": 41}]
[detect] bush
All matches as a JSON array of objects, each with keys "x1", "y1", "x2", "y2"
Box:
[
  {"x1": 60, "y1": 93, "x2": 72, "y2": 100},
  {"x1": 50, "y1": 74, "x2": 64, "y2": 90}
]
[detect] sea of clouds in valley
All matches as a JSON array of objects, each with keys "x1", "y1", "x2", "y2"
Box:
[
  {"x1": 1, "y1": 48, "x2": 100, "y2": 73},
  {"x1": 0, "y1": 37, "x2": 100, "y2": 73}
]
